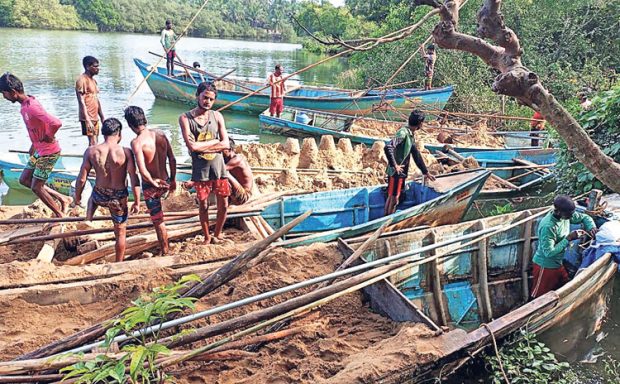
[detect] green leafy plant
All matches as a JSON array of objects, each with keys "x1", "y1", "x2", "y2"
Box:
[
  {"x1": 484, "y1": 329, "x2": 572, "y2": 384},
  {"x1": 489, "y1": 203, "x2": 514, "y2": 217},
  {"x1": 61, "y1": 274, "x2": 201, "y2": 383},
  {"x1": 603, "y1": 356, "x2": 620, "y2": 384}
]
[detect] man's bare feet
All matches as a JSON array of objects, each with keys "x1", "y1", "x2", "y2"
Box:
[
  {"x1": 210, "y1": 236, "x2": 224, "y2": 245},
  {"x1": 58, "y1": 196, "x2": 73, "y2": 215}
]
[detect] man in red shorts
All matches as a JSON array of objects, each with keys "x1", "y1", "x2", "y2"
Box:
[
  {"x1": 180, "y1": 82, "x2": 230, "y2": 244},
  {"x1": 383, "y1": 110, "x2": 436, "y2": 216},
  {"x1": 530, "y1": 195, "x2": 597, "y2": 299},
  {"x1": 125, "y1": 106, "x2": 177, "y2": 255},
  {"x1": 267, "y1": 64, "x2": 285, "y2": 117}
]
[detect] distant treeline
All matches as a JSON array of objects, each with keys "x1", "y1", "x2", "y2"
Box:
[{"x1": 0, "y1": 0, "x2": 298, "y2": 40}]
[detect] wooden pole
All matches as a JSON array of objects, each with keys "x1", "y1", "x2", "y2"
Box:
[
  {"x1": 521, "y1": 211, "x2": 533, "y2": 302},
  {"x1": 476, "y1": 221, "x2": 493, "y2": 322},
  {"x1": 0, "y1": 211, "x2": 199, "y2": 226}
]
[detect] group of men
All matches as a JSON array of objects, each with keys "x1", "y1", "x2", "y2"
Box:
[{"x1": 0, "y1": 68, "x2": 254, "y2": 262}]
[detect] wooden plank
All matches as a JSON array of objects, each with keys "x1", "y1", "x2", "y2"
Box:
[
  {"x1": 36, "y1": 224, "x2": 63, "y2": 262},
  {"x1": 429, "y1": 231, "x2": 449, "y2": 326},
  {"x1": 521, "y1": 211, "x2": 533, "y2": 301},
  {"x1": 0, "y1": 225, "x2": 45, "y2": 245},
  {"x1": 513, "y1": 158, "x2": 551, "y2": 173},
  {"x1": 476, "y1": 221, "x2": 493, "y2": 321}
]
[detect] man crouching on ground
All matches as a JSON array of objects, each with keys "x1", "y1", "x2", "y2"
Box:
[
  {"x1": 74, "y1": 118, "x2": 141, "y2": 262},
  {"x1": 222, "y1": 138, "x2": 253, "y2": 205},
  {"x1": 125, "y1": 106, "x2": 176, "y2": 255}
]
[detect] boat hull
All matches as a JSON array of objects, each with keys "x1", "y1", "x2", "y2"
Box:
[
  {"x1": 134, "y1": 59, "x2": 454, "y2": 116},
  {"x1": 265, "y1": 170, "x2": 490, "y2": 247}
]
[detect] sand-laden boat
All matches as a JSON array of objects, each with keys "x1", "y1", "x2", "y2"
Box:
[
  {"x1": 262, "y1": 169, "x2": 490, "y2": 247},
  {"x1": 134, "y1": 59, "x2": 454, "y2": 116},
  {"x1": 338, "y1": 208, "x2": 617, "y2": 381},
  {"x1": 259, "y1": 106, "x2": 546, "y2": 150}
]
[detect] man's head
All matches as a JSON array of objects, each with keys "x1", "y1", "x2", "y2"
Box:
[
  {"x1": 0, "y1": 72, "x2": 25, "y2": 103},
  {"x1": 408, "y1": 109, "x2": 425, "y2": 131},
  {"x1": 553, "y1": 195, "x2": 576, "y2": 220},
  {"x1": 193, "y1": 61, "x2": 201, "y2": 69},
  {"x1": 196, "y1": 81, "x2": 217, "y2": 110},
  {"x1": 222, "y1": 137, "x2": 236, "y2": 161},
  {"x1": 427, "y1": 44, "x2": 435, "y2": 54},
  {"x1": 82, "y1": 56, "x2": 100, "y2": 76},
  {"x1": 124, "y1": 106, "x2": 148, "y2": 132},
  {"x1": 166, "y1": 19, "x2": 172, "y2": 30},
  {"x1": 274, "y1": 64, "x2": 283, "y2": 76},
  {"x1": 102, "y1": 118, "x2": 123, "y2": 142}
]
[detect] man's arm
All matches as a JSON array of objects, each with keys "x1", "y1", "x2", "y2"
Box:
[
  {"x1": 410, "y1": 145, "x2": 429, "y2": 175},
  {"x1": 570, "y1": 212, "x2": 596, "y2": 232},
  {"x1": 74, "y1": 150, "x2": 92, "y2": 206},
  {"x1": 97, "y1": 98, "x2": 104, "y2": 122},
  {"x1": 126, "y1": 148, "x2": 141, "y2": 214},
  {"x1": 537, "y1": 226, "x2": 570, "y2": 261},
  {"x1": 30, "y1": 104, "x2": 62, "y2": 142},
  {"x1": 160, "y1": 30, "x2": 167, "y2": 51},
  {"x1": 179, "y1": 114, "x2": 222, "y2": 153},
  {"x1": 164, "y1": 134, "x2": 177, "y2": 192},
  {"x1": 384, "y1": 135, "x2": 404, "y2": 171}
]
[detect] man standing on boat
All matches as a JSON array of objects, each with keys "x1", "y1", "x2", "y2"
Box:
[
  {"x1": 530, "y1": 195, "x2": 597, "y2": 299},
  {"x1": 530, "y1": 110, "x2": 545, "y2": 147},
  {"x1": 0, "y1": 73, "x2": 72, "y2": 217},
  {"x1": 161, "y1": 20, "x2": 178, "y2": 77},
  {"x1": 74, "y1": 118, "x2": 141, "y2": 262},
  {"x1": 125, "y1": 106, "x2": 177, "y2": 255},
  {"x1": 76, "y1": 56, "x2": 104, "y2": 147},
  {"x1": 420, "y1": 44, "x2": 436, "y2": 90},
  {"x1": 180, "y1": 82, "x2": 230, "y2": 244},
  {"x1": 384, "y1": 110, "x2": 436, "y2": 216},
  {"x1": 267, "y1": 64, "x2": 285, "y2": 118},
  {"x1": 222, "y1": 138, "x2": 254, "y2": 205}
]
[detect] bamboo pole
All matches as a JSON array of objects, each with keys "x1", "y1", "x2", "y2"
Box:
[
  {"x1": 521, "y1": 211, "x2": 533, "y2": 302},
  {"x1": 0, "y1": 211, "x2": 199, "y2": 226},
  {"x1": 428, "y1": 231, "x2": 448, "y2": 326},
  {"x1": 476, "y1": 221, "x2": 493, "y2": 322}
]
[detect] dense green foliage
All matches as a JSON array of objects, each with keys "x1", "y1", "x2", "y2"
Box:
[
  {"x1": 294, "y1": 0, "x2": 619, "y2": 117},
  {"x1": 0, "y1": 0, "x2": 298, "y2": 39},
  {"x1": 61, "y1": 275, "x2": 201, "y2": 383},
  {"x1": 483, "y1": 329, "x2": 575, "y2": 384},
  {"x1": 556, "y1": 85, "x2": 620, "y2": 195}
]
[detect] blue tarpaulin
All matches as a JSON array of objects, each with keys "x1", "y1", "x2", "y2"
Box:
[{"x1": 578, "y1": 221, "x2": 620, "y2": 271}]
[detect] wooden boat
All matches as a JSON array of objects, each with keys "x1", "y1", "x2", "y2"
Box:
[
  {"x1": 340, "y1": 208, "x2": 617, "y2": 380},
  {"x1": 134, "y1": 58, "x2": 454, "y2": 116},
  {"x1": 259, "y1": 106, "x2": 546, "y2": 150},
  {"x1": 262, "y1": 169, "x2": 490, "y2": 247},
  {"x1": 450, "y1": 148, "x2": 556, "y2": 198}
]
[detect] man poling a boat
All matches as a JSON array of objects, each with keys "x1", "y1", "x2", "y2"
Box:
[
  {"x1": 180, "y1": 81, "x2": 230, "y2": 244},
  {"x1": 0, "y1": 72, "x2": 73, "y2": 217},
  {"x1": 76, "y1": 56, "x2": 104, "y2": 147},
  {"x1": 530, "y1": 195, "x2": 598, "y2": 299},
  {"x1": 222, "y1": 138, "x2": 254, "y2": 205},
  {"x1": 125, "y1": 105, "x2": 177, "y2": 256},
  {"x1": 383, "y1": 109, "x2": 436, "y2": 216},
  {"x1": 161, "y1": 19, "x2": 178, "y2": 77},
  {"x1": 420, "y1": 43, "x2": 437, "y2": 91},
  {"x1": 74, "y1": 118, "x2": 141, "y2": 262},
  {"x1": 267, "y1": 64, "x2": 285, "y2": 118}
]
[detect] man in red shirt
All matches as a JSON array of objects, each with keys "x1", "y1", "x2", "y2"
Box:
[
  {"x1": 0, "y1": 73, "x2": 72, "y2": 217},
  {"x1": 267, "y1": 64, "x2": 285, "y2": 117},
  {"x1": 530, "y1": 110, "x2": 545, "y2": 147}
]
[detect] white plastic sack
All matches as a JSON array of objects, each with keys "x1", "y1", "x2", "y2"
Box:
[{"x1": 594, "y1": 220, "x2": 620, "y2": 245}]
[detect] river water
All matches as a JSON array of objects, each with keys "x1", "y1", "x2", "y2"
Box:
[{"x1": 0, "y1": 28, "x2": 618, "y2": 382}]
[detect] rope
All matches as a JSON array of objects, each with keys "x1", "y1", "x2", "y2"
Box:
[
  {"x1": 125, "y1": 0, "x2": 211, "y2": 105},
  {"x1": 482, "y1": 323, "x2": 511, "y2": 384}
]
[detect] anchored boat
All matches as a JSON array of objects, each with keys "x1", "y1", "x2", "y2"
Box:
[
  {"x1": 134, "y1": 58, "x2": 454, "y2": 116},
  {"x1": 262, "y1": 169, "x2": 490, "y2": 247},
  {"x1": 339, "y1": 208, "x2": 616, "y2": 381}
]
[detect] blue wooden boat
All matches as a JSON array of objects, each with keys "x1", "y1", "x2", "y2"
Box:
[
  {"x1": 337, "y1": 208, "x2": 616, "y2": 380},
  {"x1": 134, "y1": 58, "x2": 454, "y2": 116},
  {"x1": 263, "y1": 169, "x2": 490, "y2": 247},
  {"x1": 437, "y1": 148, "x2": 557, "y2": 198}
]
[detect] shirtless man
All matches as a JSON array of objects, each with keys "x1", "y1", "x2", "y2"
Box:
[
  {"x1": 179, "y1": 82, "x2": 230, "y2": 244},
  {"x1": 125, "y1": 106, "x2": 177, "y2": 255},
  {"x1": 76, "y1": 56, "x2": 104, "y2": 146},
  {"x1": 222, "y1": 138, "x2": 253, "y2": 205},
  {"x1": 74, "y1": 118, "x2": 141, "y2": 262}
]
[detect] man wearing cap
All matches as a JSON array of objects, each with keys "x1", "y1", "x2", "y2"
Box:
[{"x1": 530, "y1": 195, "x2": 598, "y2": 298}]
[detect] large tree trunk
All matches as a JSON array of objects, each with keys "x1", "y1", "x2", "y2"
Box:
[{"x1": 425, "y1": 0, "x2": 620, "y2": 192}]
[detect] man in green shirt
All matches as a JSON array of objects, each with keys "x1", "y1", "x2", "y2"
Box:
[
  {"x1": 161, "y1": 19, "x2": 178, "y2": 76},
  {"x1": 530, "y1": 195, "x2": 597, "y2": 298},
  {"x1": 383, "y1": 110, "x2": 436, "y2": 215}
]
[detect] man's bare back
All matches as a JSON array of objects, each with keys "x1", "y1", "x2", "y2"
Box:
[
  {"x1": 226, "y1": 154, "x2": 253, "y2": 192},
  {"x1": 131, "y1": 129, "x2": 170, "y2": 181},
  {"x1": 87, "y1": 142, "x2": 131, "y2": 190}
]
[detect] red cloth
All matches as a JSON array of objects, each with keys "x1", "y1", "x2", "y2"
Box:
[
  {"x1": 166, "y1": 50, "x2": 176, "y2": 59},
  {"x1": 530, "y1": 263, "x2": 569, "y2": 299},
  {"x1": 387, "y1": 175, "x2": 405, "y2": 198},
  {"x1": 269, "y1": 97, "x2": 284, "y2": 116},
  {"x1": 194, "y1": 179, "x2": 231, "y2": 201},
  {"x1": 20, "y1": 96, "x2": 62, "y2": 156},
  {"x1": 530, "y1": 111, "x2": 545, "y2": 129}
]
